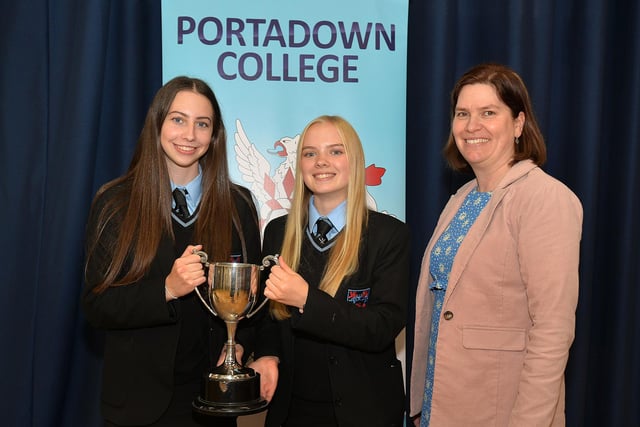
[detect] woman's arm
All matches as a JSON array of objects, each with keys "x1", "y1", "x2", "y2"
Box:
[{"x1": 509, "y1": 179, "x2": 583, "y2": 424}]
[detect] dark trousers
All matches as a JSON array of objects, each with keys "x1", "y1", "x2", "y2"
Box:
[{"x1": 282, "y1": 395, "x2": 337, "y2": 427}]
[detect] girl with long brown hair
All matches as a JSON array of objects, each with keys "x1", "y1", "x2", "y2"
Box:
[{"x1": 83, "y1": 76, "x2": 278, "y2": 426}]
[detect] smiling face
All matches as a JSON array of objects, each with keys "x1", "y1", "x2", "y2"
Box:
[
  {"x1": 299, "y1": 121, "x2": 350, "y2": 215},
  {"x1": 452, "y1": 83, "x2": 524, "y2": 177},
  {"x1": 160, "y1": 90, "x2": 214, "y2": 185}
]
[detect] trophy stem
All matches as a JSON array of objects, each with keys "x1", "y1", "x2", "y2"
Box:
[{"x1": 224, "y1": 320, "x2": 240, "y2": 368}]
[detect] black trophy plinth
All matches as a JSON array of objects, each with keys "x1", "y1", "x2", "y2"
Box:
[{"x1": 192, "y1": 365, "x2": 268, "y2": 416}]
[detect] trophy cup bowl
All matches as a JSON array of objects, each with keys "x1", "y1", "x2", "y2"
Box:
[{"x1": 192, "y1": 251, "x2": 278, "y2": 416}]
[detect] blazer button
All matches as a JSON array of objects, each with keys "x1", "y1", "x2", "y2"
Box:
[{"x1": 443, "y1": 311, "x2": 454, "y2": 320}]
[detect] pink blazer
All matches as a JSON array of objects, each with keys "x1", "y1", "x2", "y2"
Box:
[{"x1": 410, "y1": 160, "x2": 582, "y2": 426}]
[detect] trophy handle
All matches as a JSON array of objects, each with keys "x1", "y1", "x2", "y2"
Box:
[
  {"x1": 246, "y1": 254, "x2": 279, "y2": 318},
  {"x1": 192, "y1": 250, "x2": 218, "y2": 317}
]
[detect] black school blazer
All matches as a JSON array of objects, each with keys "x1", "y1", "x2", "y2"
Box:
[
  {"x1": 82, "y1": 185, "x2": 261, "y2": 425},
  {"x1": 262, "y1": 210, "x2": 410, "y2": 427}
]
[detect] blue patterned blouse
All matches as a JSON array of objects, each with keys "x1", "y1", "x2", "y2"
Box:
[{"x1": 420, "y1": 187, "x2": 492, "y2": 427}]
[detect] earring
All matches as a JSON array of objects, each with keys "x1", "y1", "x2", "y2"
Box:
[{"x1": 515, "y1": 137, "x2": 520, "y2": 145}]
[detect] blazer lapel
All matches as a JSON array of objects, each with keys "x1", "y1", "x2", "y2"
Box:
[{"x1": 441, "y1": 161, "x2": 538, "y2": 307}]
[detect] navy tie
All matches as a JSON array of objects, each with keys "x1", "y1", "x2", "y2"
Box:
[
  {"x1": 313, "y1": 217, "x2": 333, "y2": 247},
  {"x1": 172, "y1": 188, "x2": 189, "y2": 221}
]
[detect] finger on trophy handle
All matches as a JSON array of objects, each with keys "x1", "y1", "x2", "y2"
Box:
[
  {"x1": 261, "y1": 254, "x2": 279, "y2": 268},
  {"x1": 192, "y1": 249, "x2": 210, "y2": 267}
]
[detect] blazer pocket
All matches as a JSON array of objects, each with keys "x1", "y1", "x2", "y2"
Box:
[{"x1": 462, "y1": 326, "x2": 526, "y2": 351}]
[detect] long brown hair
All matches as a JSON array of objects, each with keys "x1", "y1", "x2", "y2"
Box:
[
  {"x1": 271, "y1": 115, "x2": 369, "y2": 320},
  {"x1": 443, "y1": 63, "x2": 547, "y2": 172},
  {"x1": 86, "y1": 76, "x2": 247, "y2": 293}
]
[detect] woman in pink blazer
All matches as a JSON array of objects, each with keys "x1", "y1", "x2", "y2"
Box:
[{"x1": 410, "y1": 63, "x2": 583, "y2": 427}]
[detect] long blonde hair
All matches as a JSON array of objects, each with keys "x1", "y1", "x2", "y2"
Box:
[{"x1": 271, "y1": 115, "x2": 369, "y2": 320}]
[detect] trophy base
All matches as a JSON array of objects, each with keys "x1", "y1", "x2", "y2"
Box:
[
  {"x1": 192, "y1": 370, "x2": 268, "y2": 417},
  {"x1": 192, "y1": 396, "x2": 269, "y2": 417}
]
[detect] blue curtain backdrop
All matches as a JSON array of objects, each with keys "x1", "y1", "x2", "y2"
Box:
[{"x1": 1, "y1": 0, "x2": 638, "y2": 426}]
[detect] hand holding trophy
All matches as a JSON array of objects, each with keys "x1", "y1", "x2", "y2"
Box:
[{"x1": 192, "y1": 249, "x2": 279, "y2": 416}]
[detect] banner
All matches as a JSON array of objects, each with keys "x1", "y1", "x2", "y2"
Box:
[{"x1": 161, "y1": 0, "x2": 408, "y2": 231}]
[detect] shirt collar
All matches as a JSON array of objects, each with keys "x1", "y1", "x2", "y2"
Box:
[
  {"x1": 308, "y1": 196, "x2": 346, "y2": 239},
  {"x1": 171, "y1": 166, "x2": 203, "y2": 214}
]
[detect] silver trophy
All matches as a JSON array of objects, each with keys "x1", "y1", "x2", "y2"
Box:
[{"x1": 192, "y1": 250, "x2": 278, "y2": 416}]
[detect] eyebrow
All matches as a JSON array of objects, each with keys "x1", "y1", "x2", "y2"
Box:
[
  {"x1": 168, "y1": 110, "x2": 213, "y2": 122},
  {"x1": 302, "y1": 143, "x2": 344, "y2": 150},
  {"x1": 455, "y1": 104, "x2": 502, "y2": 111}
]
